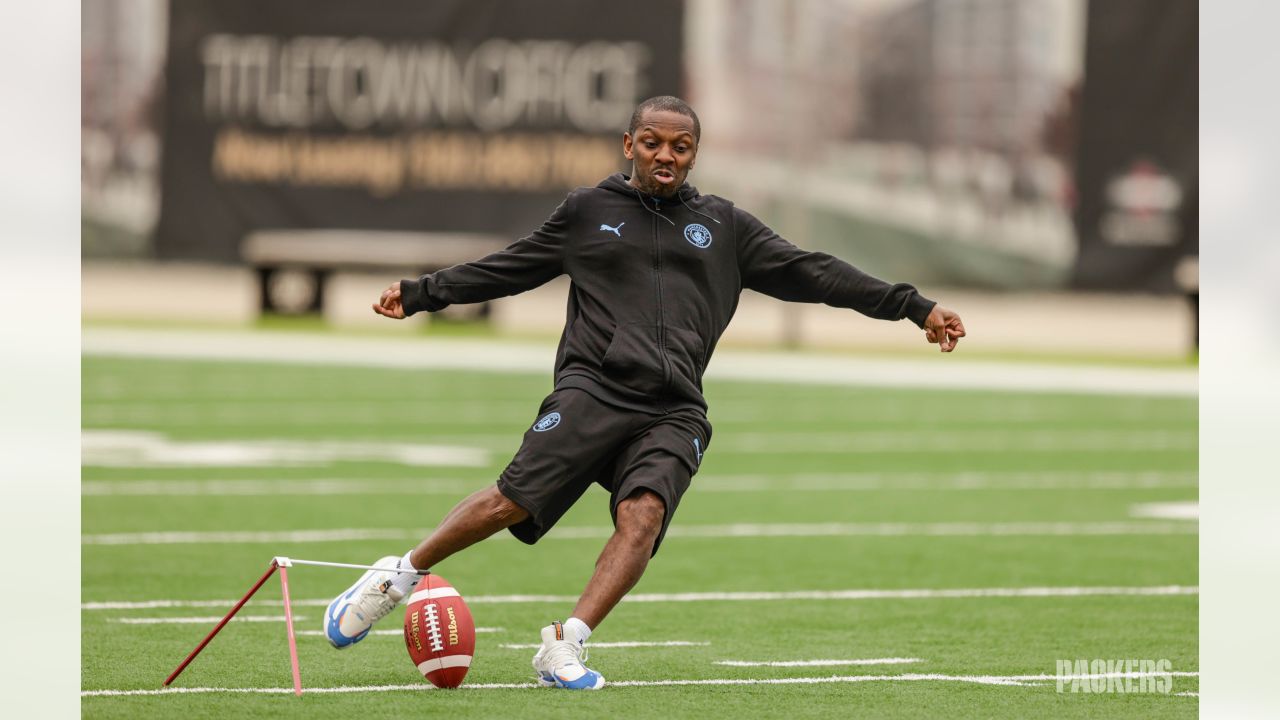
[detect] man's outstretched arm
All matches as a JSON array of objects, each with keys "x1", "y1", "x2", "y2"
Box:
[
  {"x1": 735, "y1": 207, "x2": 966, "y2": 352},
  {"x1": 374, "y1": 195, "x2": 573, "y2": 319}
]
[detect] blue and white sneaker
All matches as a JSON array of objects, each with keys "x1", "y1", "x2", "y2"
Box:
[
  {"x1": 323, "y1": 556, "x2": 405, "y2": 649},
  {"x1": 531, "y1": 621, "x2": 605, "y2": 690}
]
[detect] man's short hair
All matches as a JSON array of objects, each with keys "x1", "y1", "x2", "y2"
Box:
[{"x1": 628, "y1": 96, "x2": 700, "y2": 143}]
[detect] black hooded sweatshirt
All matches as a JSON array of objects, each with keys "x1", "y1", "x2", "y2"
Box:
[{"x1": 400, "y1": 173, "x2": 936, "y2": 415}]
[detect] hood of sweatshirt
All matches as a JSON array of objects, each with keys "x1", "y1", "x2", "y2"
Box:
[{"x1": 598, "y1": 172, "x2": 701, "y2": 203}]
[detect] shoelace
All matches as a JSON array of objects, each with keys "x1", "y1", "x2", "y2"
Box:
[
  {"x1": 352, "y1": 580, "x2": 400, "y2": 621},
  {"x1": 542, "y1": 639, "x2": 587, "y2": 672}
]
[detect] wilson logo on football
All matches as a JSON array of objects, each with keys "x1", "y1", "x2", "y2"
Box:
[
  {"x1": 533, "y1": 412, "x2": 561, "y2": 432},
  {"x1": 409, "y1": 610, "x2": 424, "y2": 652}
]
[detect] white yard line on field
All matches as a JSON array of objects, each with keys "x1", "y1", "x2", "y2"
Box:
[
  {"x1": 704, "y1": 400, "x2": 1190, "y2": 425},
  {"x1": 78, "y1": 427, "x2": 1196, "y2": 472},
  {"x1": 81, "y1": 402, "x2": 1179, "y2": 428},
  {"x1": 81, "y1": 430, "x2": 488, "y2": 468},
  {"x1": 82, "y1": 517, "x2": 1187, "y2": 540},
  {"x1": 81, "y1": 478, "x2": 482, "y2": 496},
  {"x1": 1130, "y1": 501, "x2": 1199, "y2": 520},
  {"x1": 698, "y1": 470, "x2": 1199, "y2": 491},
  {"x1": 657, "y1": 521, "x2": 1197, "y2": 538},
  {"x1": 253, "y1": 430, "x2": 1193, "y2": 455},
  {"x1": 714, "y1": 658, "x2": 922, "y2": 667},
  {"x1": 80, "y1": 670, "x2": 1200, "y2": 696},
  {"x1": 82, "y1": 585, "x2": 1198, "y2": 611},
  {"x1": 499, "y1": 641, "x2": 710, "y2": 649},
  {"x1": 82, "y1": 528, "x2": 416, "y2": 545},
  {"x1": 81, "y1": 403, "x2": 536, "y2": 427},
  {"x1": 81, "y1": 327, "x2": 1198, "y2": 397},
  {"x1": 80, "y1": 521, "x2": 1196, "y2": 546},
  {"x1": 80, "y1": 470, "x2": 1199, "y2": 497},
  {"x1": 113, "y1": 615, "x2": 304, "y2": 624},
  {"x1": 712, "y1": 430, "x2": 1197, "y2": 454}
]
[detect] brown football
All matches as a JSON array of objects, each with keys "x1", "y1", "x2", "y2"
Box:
[{"x1": 402, "y1": 574, "x2": 475, "y2": 688}]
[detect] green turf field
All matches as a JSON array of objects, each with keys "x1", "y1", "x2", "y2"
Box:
[{"x1": 81, "y1": 353, "x2": 1198, "y2": 718}]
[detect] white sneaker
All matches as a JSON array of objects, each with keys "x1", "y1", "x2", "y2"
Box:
[
  {"x1": 323, "y1": 556, "x2": 406, "y2": 649},
  {"x1": 531, "y1": 621, "x2": 605, "y2": 690}
]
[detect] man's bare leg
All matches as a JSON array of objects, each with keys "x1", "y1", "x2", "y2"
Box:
[
  {"x1": 409, "y1": 485, "x2": 664, "y2": 623},
  {"x1": 407, "y1": 485, "x2": 529, "y2": 570},
  {"x1": 527, "y1": 489, "x2": 663, "y2": 689},
  {"x1": 324, "y1": 484, "x2": 528, "y2": 649},
  {"x1": 569, "y1": 489, "x2": 666, "y2": 628}
]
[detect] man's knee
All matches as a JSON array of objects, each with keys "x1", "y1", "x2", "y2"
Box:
[{"x1": 615, "y1": 489, "x2": 666, "y2": 543}]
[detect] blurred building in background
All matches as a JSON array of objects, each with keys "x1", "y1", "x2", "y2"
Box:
[
  {"x1": 689, "y1": 0, "x2": 1086, "y2": 290},
  {"x1": 1070, "y1": 0, "x2": 1197, "y2": 296},
  {"x1": 81, "y1": 0, "x2": 1197, "y2": 327},
  {"x1": 859, "y1": 0, "x2": 1066, "y2": 154},
  {"x1": 82, "y1": 0, "x2": 167, "y2": 257}
]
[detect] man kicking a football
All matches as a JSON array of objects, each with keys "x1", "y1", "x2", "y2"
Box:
[{"x1": 323, "y1": 96, "x2": 966, "y2": 690}]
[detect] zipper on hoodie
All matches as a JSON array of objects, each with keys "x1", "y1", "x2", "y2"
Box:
[{"x1": 650, "y1": 196, "x2": 672, "y2": 410}]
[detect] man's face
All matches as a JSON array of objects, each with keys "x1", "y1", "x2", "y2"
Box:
[{"x1": 624, "y1": 109, "x2": 698, "y2": 198}]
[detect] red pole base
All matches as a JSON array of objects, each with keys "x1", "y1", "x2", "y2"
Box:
[{"x1": 162, "y1": 560, "x2": 279, "y2": 687}]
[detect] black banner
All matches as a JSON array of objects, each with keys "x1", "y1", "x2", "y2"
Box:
[
  {"x1": 156, "y1": 0, "x2": 684, "y2": 262},
  {"x1": 1071, "y1": 0, "x2": 1197, "y2": 293}
]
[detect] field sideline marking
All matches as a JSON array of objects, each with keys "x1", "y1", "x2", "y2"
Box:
[
  {"x1": 500, "y1": 641, "x2": 710, "y2": 649},
  {"x1": 714, "y1": 658, "x2": 921, "y2": 667},
  {"x1": 80, "y1": 521, "x2": 1196, "y2": 546},
  {"x1": 82, "y1": 585, "x2": 1198, "y2": 611},
  {"x1": 80, "y1": 670, "x2": 1200, "y2": 697},
  {"x1": 81, "y1": 471, "x2": 1199, "y2": 497},
  {"x1": 81, "y1": 327, "x2": 1198, "y2": 397}
]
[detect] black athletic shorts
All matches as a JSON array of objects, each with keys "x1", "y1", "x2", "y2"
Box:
[{"x1": 496, "y1": 387, "x2": 712, "y2": 556}]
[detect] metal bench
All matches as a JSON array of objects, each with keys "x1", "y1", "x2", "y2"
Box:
[{"x1": 242, "y1": 230, "x2": 509, "y2": 316}]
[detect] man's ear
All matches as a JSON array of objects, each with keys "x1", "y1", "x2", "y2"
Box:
[{"x1": 622, "y1": 132, "x2": 634, "y2": 160}]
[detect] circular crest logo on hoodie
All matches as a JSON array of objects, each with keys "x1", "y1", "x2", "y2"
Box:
[
  {"x1": 684, "y1": 223, "x2": 712, "y2": 249},
  {"x1": 533, "y1": 412, "x2": 561, "y2": 432}
]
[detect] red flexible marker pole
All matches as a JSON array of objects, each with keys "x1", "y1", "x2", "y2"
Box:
[
  {"x1": 162, "y1": 560, "x2": 279, "y2": 687},
  {"x1": 278, "y1": 564, "x2": 303, "y2": 696}
]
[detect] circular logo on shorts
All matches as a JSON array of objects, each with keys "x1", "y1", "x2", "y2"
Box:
[
  {"x1": 684, "y1": 223, "x2": 712, "y2": 249},
  {"x1": 532, "y1": 412, "x2": 561, "y2": 432}
]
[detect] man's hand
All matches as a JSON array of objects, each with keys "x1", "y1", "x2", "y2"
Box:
[
  {"x1": 923, "y1": 305, "x2": 966, "y2": 352},
  {"x1": 372, "y1": 281, "x2": 406, "y2": 319}
]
